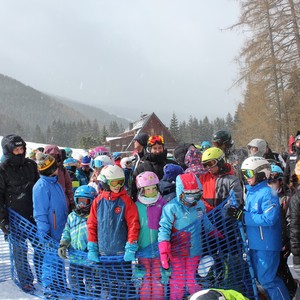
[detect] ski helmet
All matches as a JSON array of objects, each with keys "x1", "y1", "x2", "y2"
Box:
[
  {"x1": 64, "y1": 147, "x2": 73, "y2": 158},
  {"x1": 93, "y1": 155, "x2": 114, "y2": 169},
  {"x1": 74, "y1": 185, "x2": 97, "y2": 212},
  {"x1": 202, "y1": 147, "x2": 225, "y2": 169},
  {"x1": 136, "y1": 171, "x2": 159, "y2": 189},
  {"x1": 112, "y1": 152, "x2": 122, "y2": 161},
  {"x1": 201, "y1": 141, "x2": 212, "y2": 151},
  {"x1": 241, "y1": 156, "x2": 270, "y2": 181},
  {"x1": 63, "y1": 158, "x2": 79, "y2": 170},
  {"x1": 120, "y1": 157, "x2": 133, "y2": 169},
  {"x1": 212, "y1": 130, "x2": 233, "y2": 148},
  {"x1": 98, "y1": 165, "x2": 125, "y2": 184}
]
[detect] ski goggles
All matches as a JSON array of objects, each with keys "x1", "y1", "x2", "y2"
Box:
[
  {"x1": 241, "y1": 169, "x2": 255, "y2": 179},
  {"x1": 183, "y1": 192, "x2": 202, "y2": 202},
  {"x1": 107, "y1": 178, "x2": 125, "y2": 187},
  {"x1": 76, "y1": 198, "x2": 91, "y2": 207},
  {"x1": 147, "y1": 135, "x2": 164, "y2": 146},
  {"x1": 202, "y1": 159, "x2": 218, "y2": 169}
]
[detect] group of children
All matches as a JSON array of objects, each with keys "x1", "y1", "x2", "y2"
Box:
[{"x1": 15, "y1": 132, "x2": 300, "y2": 300}]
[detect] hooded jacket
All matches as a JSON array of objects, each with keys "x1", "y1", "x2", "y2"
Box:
[
  {"x1": 158, "y1": 173, "x2": 214, "y2": 257},
  {"x1": 0, "y1": 135, "x2": 39, "y2": 223},
  {"x1": 87, "y1": 187, "x2": 140, "y2": 255},
  {"x1": 243, "y1": 181, "x2": 282, "y2": 251},
  {"x1": 33, "y1": 175, "x2": 68, "y2": 242}
]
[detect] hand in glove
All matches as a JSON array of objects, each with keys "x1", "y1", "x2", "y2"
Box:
[
  {"x1": 124, "y1": 241, "x2": 138, "y2": 262},
  {"x1": 87, "y1": 242, "x2": 100, "y2": 263},
  {"x1": 158, "y1": 241, "x2": 173, "y2": 269},
  {"x1": 227, "y1": 205, "x2": 243, "y2": 221},
  {"x1": 0, "y1": 219, "x2": 9, "y2": 235},
  {"x1": 57, "y1": 241, "x2": 68, "y2": 259}
]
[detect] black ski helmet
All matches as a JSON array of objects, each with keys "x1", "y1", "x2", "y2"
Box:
[{"x1": 212, "y1": 130, "x2": 233, "y2": 148}]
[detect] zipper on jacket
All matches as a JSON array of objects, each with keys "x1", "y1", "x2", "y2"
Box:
[
  {"x1": 53, "y1": 210, "x2": 57, "y2": 230},
  {"x1": 259, "y1": 226, "x2": 264, "y2": 240}
]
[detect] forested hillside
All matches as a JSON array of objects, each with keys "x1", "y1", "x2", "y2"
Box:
[{"x1": 0, "y1": 74, "x2": 129, "y2": 147}]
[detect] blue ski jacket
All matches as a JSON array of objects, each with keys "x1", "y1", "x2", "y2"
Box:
[
  {"x1": 243, "y1": 181, "x2": 282, "y2": 251},
  {"x1": 33, "y1": 175, "x2": 68, "y2": 242}
]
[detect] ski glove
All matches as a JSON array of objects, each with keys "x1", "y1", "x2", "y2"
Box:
[
  {"x1": 0, "y1": 219, "x2": 9, "y2": 235},
  {"x1": 158, "y1": 241, "x2": 173, "y2": 269},
  {"x1": 124, "y1": 241, "x2": 138, "y2": 262},
  {"x1": 87, "y1": 242, "x2": 100, "y2": 263},
  {"x1": 227, "y1": 205, "x2": 243, "y2": 221},
  {"x1": 57, "y1": 241, "x2": 68, "y2": 260}
]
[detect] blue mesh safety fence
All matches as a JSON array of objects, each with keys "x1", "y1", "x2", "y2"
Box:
[{"x1": 0, "y1": 195, "x2": 258, "y2": 299}]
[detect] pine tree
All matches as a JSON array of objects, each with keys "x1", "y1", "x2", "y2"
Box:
[{"x1": 169, "y1": 113, "x2": 180, "y2": 141}]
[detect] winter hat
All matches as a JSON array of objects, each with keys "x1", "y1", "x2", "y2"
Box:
[
  {"x1": 162, "y1": 163, "x2": 184, "y2": 182},
  {"x1": 295, "y1": 134, "x2": 300, "y2": 142},
  {"x1": 44, "y1": 145, "x2": 62, "y2": 162},
  {"x1": 134, "y1": 132, "x2": 149, "y2": 147},
  {"x1": 81, "y1": 155, "x2": 91, "y2": 166},
  {"x1": 36, "y1": 152, "x2": 58, "y2": 176},
  {"x1": 1, "y1": 134, "x2": 26, "y2": 156}
]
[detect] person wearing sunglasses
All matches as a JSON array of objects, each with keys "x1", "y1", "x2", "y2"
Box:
[
  {"x1": 227, "y1": 156, "x2": 290, "y2": 300},
  {"x1": 131, "y1": 135, "x2": 177, "y2": 202},
  {"x1": 199, "y1": 147, "x2": 243, "y2": 212},
  {"x1": 87, "y1": 164, "x2": 140, "y2": 298}
]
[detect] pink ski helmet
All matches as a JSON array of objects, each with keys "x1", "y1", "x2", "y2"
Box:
[{"x1": 136, "y1": 171, "x2": 159, "y2": 189}]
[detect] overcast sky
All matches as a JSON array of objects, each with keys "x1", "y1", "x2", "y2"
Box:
[{"x1": 0, "y1": 0, "x2": 244, "y2": 124}]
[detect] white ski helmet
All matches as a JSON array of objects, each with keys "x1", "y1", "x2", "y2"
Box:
[
  {"x1": 97, "y1": 164, "x2": 125, "y2": 182},
  {"x1": 120, "y1": 157, "x2": 133, "y2": 169},
  {"x1": 93, "y1": 155, "x2": 114, "y2": 169},
  {"x1": 241, "y1": 156, "x2": 271, "y2": 180}
]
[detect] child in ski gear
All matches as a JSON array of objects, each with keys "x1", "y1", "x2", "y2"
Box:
[
  {"x1": 88, "y1": 155, "x2": 113, "y2": 193},
  {"x1": 87, "y1": 164, "x2": 140, "y2": 298},
  {"x1": 63, "y1": 157, "x2": 80, "y2": 193},
  {"x1": 135, "y1": 171, "x2": 167, "y2": 300},
  {"x1": 184, "y1": 147, "x2": 206, "y2": 177},
  {"x1": 227, "y1": 156, "x2": 290, "y2": 300},
  {"x1": 76, "y1": 155, "x2": 93, "y2": 185},
  {"x1": 121, "y1": 156, "x2": 134, "y2": 193},
  {"x1": 200, "y1": 147, "x2": 243, "y2": 212},
  {"x1": 158, "y1": 172, "x2": 220, "y2": 300},
  {"x1": 58, "y1": 185, "x2": 97, "y2": 298},
  {"x1": 158, "y1": 163, "x2": 184, "y2": 202}
]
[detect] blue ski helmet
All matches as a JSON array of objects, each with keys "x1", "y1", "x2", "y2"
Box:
[
  {"x1": 63, "y1": 158, "x2": 79, "y2": 170},
  {"x1": 74, "y1": 185, "x2": 97, "y2": 209}
]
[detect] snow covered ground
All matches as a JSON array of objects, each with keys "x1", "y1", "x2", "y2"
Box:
[{"x1": 0, "y1": 280, "x2": 40, "y2": 300}]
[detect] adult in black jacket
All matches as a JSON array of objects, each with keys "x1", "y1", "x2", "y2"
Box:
[
  {"x1": 289, "y1": 161, "x2": 300, "y2": 277},
  {"x1": 0, "y1": 134, "x2": 40, "y2": 292},
  {"x1": 131, "y1": 135, "x2": 176, "y2": 201}
]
